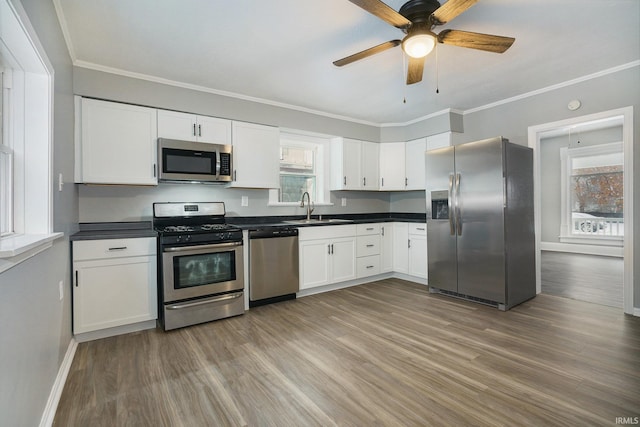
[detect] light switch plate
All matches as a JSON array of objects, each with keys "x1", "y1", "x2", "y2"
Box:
[
  {"x1": 341, "y1": 197, "x2": 347, "y2": 207},
  {"x1": 241, "y1": 196, "x2": 248, "y2": 207}
]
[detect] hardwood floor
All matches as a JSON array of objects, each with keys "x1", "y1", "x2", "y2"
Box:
[
  {"x1": 54, "y1": 279, "x2": 640, "y2": 426},
  {"x1": 541, "y1": 251, "x2": 624, "y2": 308}
]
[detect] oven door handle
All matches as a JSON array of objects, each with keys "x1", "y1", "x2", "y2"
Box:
[
  {"x1": 166, "y1": 292, "x2": 242, "y2": 310},
  {"x1": 163, "y1": 241, "x2": 242, "y2": 252}
]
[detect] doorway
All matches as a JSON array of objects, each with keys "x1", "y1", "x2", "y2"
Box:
[{"x1": 528, "y1": 107, "x2": 634, "y2": 314}]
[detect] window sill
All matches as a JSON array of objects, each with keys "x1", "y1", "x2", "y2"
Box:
[
  {"x1": 0, "y1": 233, "x2": 64, "y2": 273},
  {"x1": 559, "y1": 235, "x2": 623, "y2": 247}
]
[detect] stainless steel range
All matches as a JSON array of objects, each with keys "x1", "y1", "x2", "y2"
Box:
[{"x1": 153, "y1": 202, "x2": 244, "y2": 330}]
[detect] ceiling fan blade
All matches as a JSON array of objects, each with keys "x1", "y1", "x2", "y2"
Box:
[
  {"x1": 438, "y1": 29, "x2": 515, "y2": 53},
  {"x1": 347, "y1": 0, "x2": 411, "y2": 29},
  {"x1": 431, "y1": 0, "x2": 478, "y2": 25},
  {"x1": 333, "y1": 40, "x2": 401, "y2": 67},
  {"x1": 406, "y1": 56, "x2": 425, "y2": 85}
]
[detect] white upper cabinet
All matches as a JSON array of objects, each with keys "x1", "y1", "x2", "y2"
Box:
[
  {"x1": 379, "y1": 142, "x2": 406, "y2": 191},
  {"x1": 75, "y1": 97, "x2": 158, "y2": 185},
  {"x1": 157, "y1": 110, "x2": 231, "y2": 144},
  {"x1": 426, "y1": 132, "x2": 452, "y2": 151},
  {"x1": 331, "y1": 138, "x2": 379, "y2": 190},
  {"x1": 362, "y1": 142, "x2": 379, "y2": 191},
  {"x1": 229, "y1": 121, "x2": 280, "y2": 188},
  {"x1": 405, "y1": 138, "x2": 427, "y2": 191}
]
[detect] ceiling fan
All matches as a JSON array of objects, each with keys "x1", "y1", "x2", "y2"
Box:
[{"x1": 333, "y1": 0, "x2": 515, "y2": 85}]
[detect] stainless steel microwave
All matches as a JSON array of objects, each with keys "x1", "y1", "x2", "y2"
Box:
[{"x1": 158, "y1": 138, "x2": 232, "y2": 183}]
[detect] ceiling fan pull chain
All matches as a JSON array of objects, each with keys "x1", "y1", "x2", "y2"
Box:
[{"x1": 436, "y1": 43, "x2": 440, "y2": 94}]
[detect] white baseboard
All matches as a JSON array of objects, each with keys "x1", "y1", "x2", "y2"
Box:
[
  {"x1": 39, "y1": 338, "x2": 78, "y2": 427},
  {"x1": 541, "y1": 241, "x2": 623, "y2": 257},
  {"x1": 74, "y1": 319, "x2": 157, "y2": 343}
]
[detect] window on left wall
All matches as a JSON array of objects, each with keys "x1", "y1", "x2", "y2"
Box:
[{"x1": 0, "y1": 0, "x2": 57, "y2": 262}]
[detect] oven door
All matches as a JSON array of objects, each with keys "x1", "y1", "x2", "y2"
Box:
[{"x1": 162, "y1": 241, "x2": 244, "y2": 302}]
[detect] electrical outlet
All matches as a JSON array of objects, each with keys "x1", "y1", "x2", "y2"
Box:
[
  {"x1": 58, "y1": 280, "x2": 64, "y2": 301},
  {"x1": 241, "y1": 196, "x2": 248, "y2": 207},
  {"x1": 341, "y1": 197, "x2": 347, "y2": 207},
  {"x1": 58, "y1": 173, "x2": 64, "y2": 192}
]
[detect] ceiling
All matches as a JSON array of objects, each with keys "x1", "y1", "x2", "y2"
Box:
[{"x1": 53, "y1": 0, "x2": 639, "y2": 125}]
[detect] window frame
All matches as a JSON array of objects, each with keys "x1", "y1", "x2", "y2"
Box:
[
  {"x1": 268, "y1": 131, "x2": 333, "y2": 207},
  {"x1": 559, "y1": 141, "x2": 623, "y2": 246}
]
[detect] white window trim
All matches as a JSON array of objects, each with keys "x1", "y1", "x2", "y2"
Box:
[
  {"x1": 0, "y1": 0, "x2": 62, "y2": 266},
  {"x1": 559, "y1": 141, "x2": 623, "y2": 245},
  {"x1": 268, "y1": 130, "x2": 334, "y2": 207}
]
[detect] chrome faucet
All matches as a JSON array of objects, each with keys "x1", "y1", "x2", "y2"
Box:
[{"x1": 300, "y1": 191, "x2": 314, "y2": 221}]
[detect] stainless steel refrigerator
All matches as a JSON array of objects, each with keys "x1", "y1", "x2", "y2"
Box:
[{"x1": 426, "y1": 137, "x2": 536, "y2": 310}]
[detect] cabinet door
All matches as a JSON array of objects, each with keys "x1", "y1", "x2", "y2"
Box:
[
  {"x1": 393, "y1": 222, "x2": 409, "y2": 273},
  {"x1": 405, "y1": 138, "x2": 427, "y2": 190},
  {"x1": 79, "y1": 98, "x2": 157, "y2": 185},
  {"x1": 157, "y1": 110, "x2": 198, "y2": 142},
  {"x1": 426, "y1": 132, "x2": 452, "y2": 151},
  {"x1": 342, "y1": 139, "x2": 362, "y2": 190},
  {"x1": 380, "y1": 224, "x2": 394, "y2": 273},
  {"x1": 230, "y1": 121, "x2": 280, "y2": 188},
  {"x1": 361, "y1": 142, "x2": 379, "y2": 190},
  {"x1": 330, "y1": 237, "x2": 357, "y2": 283},
  {"x1": 408, "y1": 234, "x2": 427, "y2": 279},
  {"x1": 299, "y1": 239, "x2": 331, "y2": 290},
  {"x1": 73, "y1": 256, "x2": 157, "y2": 334},
  {"x1": 379, "y1": 142, "x2": 406, "y2": 190},
  {"x1": 196, "y1": 115, "x2": 232, "y2": 144}
]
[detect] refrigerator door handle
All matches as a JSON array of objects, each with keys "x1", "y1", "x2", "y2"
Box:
[
  {"x1": 448, "y1": 173, "x2": 455, "y2": 235},
  {"x1": 455, "y1": 173, "x2": 462, "y2": 236}
]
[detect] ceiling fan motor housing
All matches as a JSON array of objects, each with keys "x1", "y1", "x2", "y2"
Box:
[{"x1": 399, "y1": 0, "x2": 441, "y2": 25}]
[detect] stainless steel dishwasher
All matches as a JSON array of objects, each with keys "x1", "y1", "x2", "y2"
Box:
[{"x1": 249, "y1": 227, "x2": 299, "y2": 307}]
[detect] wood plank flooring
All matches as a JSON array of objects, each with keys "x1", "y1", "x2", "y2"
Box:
[
  {"x1": 541, "y1": 251, "x2": 624, "y2": 308},
  {"x1": 54, "y1": 279, "x2": 640, "y2": 426}
]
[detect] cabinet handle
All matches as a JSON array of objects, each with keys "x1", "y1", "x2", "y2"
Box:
[
  {"x1": 381, "y1": 226, "x2": 385, "y2": 237},
  {"x1": 328, "y1": 244, "x2": 331, "y2": 255},
  {"x1": 366, "y1": 227, "x2": 374, "y2": 231},
  {"x1": 363, "y1": 177, "x2": 366, "y2": 186},
  {"x1": 405, "y1": 177, "x2": 408, "y2": 186},
  {"x1": 416, "y1": 227, "x2": 425, "y2": 231},
  {"x1": 193, "y1": 123, "x2": 197, "y2": 136},
  {"x1": 343, "y1": 176, "x2": 346, "y2": 186},
  {"x1": 366, "y1": 244, "x2": 374, "y2": 248},
  {"x1": 381, "y1": 177, "x2": 384, "y2": 187},
  {"x1": 198, "y1": 124, "x2": 202, "y2": 137},
  {"x1": 408, "y1": 239, "x2": 411, "y2": 249},
  {"x1": 153, "y1": 163, "x2": 156, "y2": 178},
  {"x1": 75, "y1": 270, "x2": 78, "y2": 287},
  {"x1": 331, "y1": 244, "x2": 334, "y2": 254},
  {"x1": 234, "y1": 170, "x2": 237, "y2": 181},
  {"x1": 108, "y1": 246, "x2": 127, "y2": 251},
  {"x1": 366, "y1": 265, "x2": 374, "y2": 269}
]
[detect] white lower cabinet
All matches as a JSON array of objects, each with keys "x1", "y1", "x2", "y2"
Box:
[
  {"x1": 356, "y1": 223, "x2": 381, "y2": 278},
  {"x1": 299, "y1": 225, "x2": 356, "y2": 290},
  {"x1": 393, "y1": 222, "x2": 427, "y2": 279},
  {"x1": 408, "y1": 224, "x2": 428, "y2": 279},
  {"x1": 72, "y1": 237, "x2": 157, "y2": 335}
]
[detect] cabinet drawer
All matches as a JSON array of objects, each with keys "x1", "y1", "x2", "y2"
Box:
[
  {"x1": 356, "y1": 255, "x2": 380, "y2": 278},
  {"x1": 73, "y1": 237, "x2": 156, "y2": 261},
  {"x1": 357, "y1": 223, "x2": 381, "y2": 236},
  {"x1": 357, "y1": 235, "x2": 380, "y2": 257},
  {"x1": 408, "y1": 223, "x2": 427, "y2": 235}
]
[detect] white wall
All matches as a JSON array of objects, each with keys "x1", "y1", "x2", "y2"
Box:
[{"x1": 0, "y1": 0, "x2": 77, "y2": 425}]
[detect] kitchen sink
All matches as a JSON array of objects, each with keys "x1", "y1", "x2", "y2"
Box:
[{"x1": 282, "y1": 218, "x2": 354, "y2": 225}]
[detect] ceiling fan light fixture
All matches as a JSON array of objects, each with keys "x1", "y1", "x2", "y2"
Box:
[{"x1": 402, "y1": 32, "x2": 436, "y2": 58}]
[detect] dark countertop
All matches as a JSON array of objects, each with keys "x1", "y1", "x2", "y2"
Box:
[
  {"x1": 226, "y1": 212, "x2": 426, "y2": 230},
  {"x1": 70, "y1": 222, "x2": 157, "y2": 241},
  {"x1": 69, "y1": 213, "x2": 426, "y2": 238}
]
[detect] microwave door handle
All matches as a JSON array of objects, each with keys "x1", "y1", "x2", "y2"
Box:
[{"x1": 216, "y1": 150, "x2": 221, "y2": 178}]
